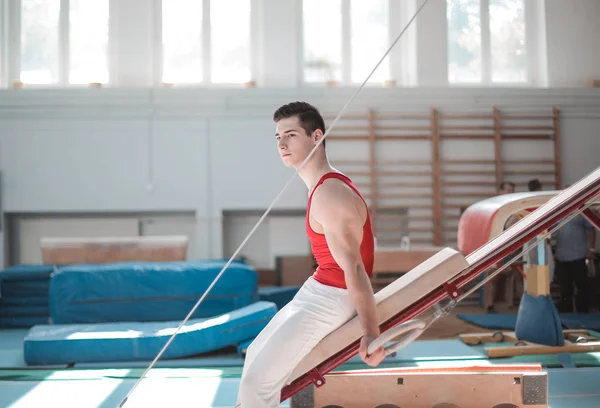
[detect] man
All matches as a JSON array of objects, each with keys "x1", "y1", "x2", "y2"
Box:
[
  {"x1": 554, "y1": 212, "x2": 596, "y2": 313},
  {"x1": 237, "y1": 102, "x2": 385, "y2": 407},
  {"x1": 528, "y1": 178, "x2": 542, "y2": 192},
  {"x1": 498, "y1": 181, "x2": 515, "y2": 194}
]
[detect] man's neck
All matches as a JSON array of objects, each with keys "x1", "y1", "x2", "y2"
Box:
[{"x1": 297, "y1": 154, "x2": 336, "y2": 193}]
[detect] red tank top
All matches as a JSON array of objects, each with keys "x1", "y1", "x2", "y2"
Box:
[{"x1": 306, "y1": 172, "x2": 375, "y2": 289}]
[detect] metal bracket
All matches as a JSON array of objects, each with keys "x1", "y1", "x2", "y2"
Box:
[
  {"x1": 443, "y1": 281, "x2": 461, "y2": 299},
  {"x1": 308, "y1": 368, "x2": 326, "y2": 387}
]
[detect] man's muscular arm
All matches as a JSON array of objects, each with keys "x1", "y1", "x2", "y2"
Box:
[{"x1": 310, "y1": 180, "x2": 385, "y2": 366}]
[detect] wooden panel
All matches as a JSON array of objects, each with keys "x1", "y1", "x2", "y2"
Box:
[
  {"x1": 41, "y1": 236, "x2": 188, "y2": 264},
  {"x1": 302, "y1": 365, "x2": 548, "y2": 408}
]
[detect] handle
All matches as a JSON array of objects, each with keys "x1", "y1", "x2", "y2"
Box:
[{"x1": 367, "y1": 319, "x2": 427, "y2": 357}]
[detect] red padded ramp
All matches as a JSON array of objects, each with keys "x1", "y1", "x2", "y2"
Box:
[{"x1": 280, "y1": 166, "x2": 600, "y2": 403}]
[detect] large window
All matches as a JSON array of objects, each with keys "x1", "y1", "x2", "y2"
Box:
[
  {"x1": 302, "y1": 0, "x2": 390, "y2": 85},
  {"x1": 19, "y1": 0, "x2": 109, "y2": 85},
  {"x1": 162, "y1": 0, "x2": 204, "y2": 84},
  {"x1": 447, "y1": 0, "x2": 527, "y2": 85},
  {"x1": 161, "y1": 0, "x2": 252, "y2": 84},
  {"x1": 69, "y1": 0, "x2": 109, "y2": 84},
  {"x1": 20, "y1": 0, "x2": 61, "y2": 84}
]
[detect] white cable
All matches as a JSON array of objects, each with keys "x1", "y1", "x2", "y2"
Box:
[{"x1": 118, "y1": 1, "x2": 431, "y2": 406}]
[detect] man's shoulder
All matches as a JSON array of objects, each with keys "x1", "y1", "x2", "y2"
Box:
[{"x1": 313, "y1": 178, "x2": 356, "y2": 203}]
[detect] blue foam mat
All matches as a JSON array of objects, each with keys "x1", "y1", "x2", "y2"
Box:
[
  {"x1": 457, "y1": 312, "x2": 600, "y2": 332},
  {"x1": 0, "y1": 297, "x2": 49, "y2": 307},
  {"x1": 49, "y1": 260, "x2": 259, "y2": 324},
  {"x1": 23, "y1": 301, "x2": 277, "y2": 365},
  {"x1": 258, "y1": 286, "x2": 299, "y2": 310},
  {"x1": 0, "y1": 316, "x2": 50, "y2": 328},
  {"x1": 0, "y1": 306, "x2": 49, "y2": 318},
  {"x1": 0, "y1": 265, "x2": 56, "y2": 281}
]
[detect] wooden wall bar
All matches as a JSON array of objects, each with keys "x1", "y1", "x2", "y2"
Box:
[{"x1": 324, "y1": 106, "x2": 561, "y2": 249}]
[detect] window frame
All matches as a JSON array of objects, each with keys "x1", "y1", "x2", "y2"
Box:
[
  {"x1": 154, "y1": 0, "x2": 255, "y2": 87},
  {"x1": 447, "y1": 0, "x2": 533, "y2": 87},
  {"x1": 4, "y1": 0, "x2": 111, "y2": 88},
  {"x1": 299, "y1": 0, "x2": 397, "y2": 87}
]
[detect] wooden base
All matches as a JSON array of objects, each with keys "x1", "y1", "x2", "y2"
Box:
[
  {"x1": 460, "y1": 329, "x2": 600, "y2": 358},
  {"x1": 40, "y1": 236, "x2": 188, "y2": 264},
  {"x1": 290, "y1": 364, "x2": 547, "y2": 408}
]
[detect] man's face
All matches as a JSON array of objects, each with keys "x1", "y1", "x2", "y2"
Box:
[
  {"x1": 275, "y1": 116, "x2": 320, "y2": 168},
  {"x1": 500, "y1": 184, "x2": 515, "y2": 194}
]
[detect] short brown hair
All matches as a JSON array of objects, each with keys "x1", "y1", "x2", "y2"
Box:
[{"x1": 273, "y1": 101, "x2": 326, "y2": 147}]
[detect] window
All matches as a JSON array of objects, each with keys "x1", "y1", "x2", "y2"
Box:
[
  {"x1": 303, "y1": 0, "x2": 342, "y2": 83},
  {"x1": 489, "y1": 0, "x2": 526, "y2": 82},
  {"x1": 21, "y1": 0, "x2": 61, "y2": 84},
  {"x1": 69, "y1": 0, "x2": 109, "y2": 84},
  {"x1": 210, "y1": 0, "x2": 251, "y2": 83},
  {"x1": 350, "y1": 0, "x2": 389, "y2": 84},
  {"x1": 19, "y1": 0, "x2": 109, "y2": 86},
  {"x1": 302, "y1": 0, "x2": 390, "y2": 85},
  {"x1": 162, "y1": 0, "x2": 204, "y2": 84},
  {"x1": 161, "y1": 0, "x2": 252, "y2": 84},
  {"x1": 447, "y1": 0, "x2": 527, "y2": 85}
]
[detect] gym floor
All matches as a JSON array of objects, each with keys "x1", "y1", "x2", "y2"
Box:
[{"x1": 2, "y1": 304, "x2": 600, "y2": 407}]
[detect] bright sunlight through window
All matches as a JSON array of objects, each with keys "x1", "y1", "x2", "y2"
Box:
[
  {"x1": 210, "y1": 0, "x2": 252, "y2": 83},
  {"x1": 490, "y1": 0, "x2": 526, "y2": 83},
  {"x1": 162, "y1": 0, "x2": 203, "y2": 83},
  {"x1": 447, "y1": 0, "x2": 527, "y2": 84},
  {"x1": 303, "y1": 0, "x2": 342, "y2": 83},
  {"x1": 447, "y1": 0, "x2": 481, "y2": 84},
  {"x1": 69, "y1": 0, "x2": 109, "y2": 84},
  {"x1": 21, "y1": 0, "x2": 61, "y2": 84},
  {"x1": 350, "y1": 0, "x2": 389, "y2": 83}
]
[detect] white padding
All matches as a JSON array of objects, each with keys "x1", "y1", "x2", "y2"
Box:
[{"x1": 287, "y1": 247, "x2": 469, "y2": 384}]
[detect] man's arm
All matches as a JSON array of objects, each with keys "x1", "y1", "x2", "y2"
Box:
[{"x1": 310, "y1": 181, "x2": 384, "y2": 365}]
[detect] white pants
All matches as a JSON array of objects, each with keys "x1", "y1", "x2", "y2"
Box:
[{"x1": 237, "y1": 277, "x2": 356, "y2": 408}]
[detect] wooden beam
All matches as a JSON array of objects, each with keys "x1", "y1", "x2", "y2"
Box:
[
  {"x1": 553, "y1": 106, "x2": 562, "y2": 189},
  {"x1": 40, "y1": 236, "x2": 188, "y2": 264},
  {"x1": 431, "y1": 108, "x2": 442, "y2": 246},
  {"x1": 493, "y1": 106, "x2": 502, "y2": 191},
  {"x1": 460, "y1": 330, "x2": 600, "y2": 359}
]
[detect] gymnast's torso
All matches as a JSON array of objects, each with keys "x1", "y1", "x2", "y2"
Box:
[{"x1": 305, "y1": 171, "x2": 375, "y2": 289}]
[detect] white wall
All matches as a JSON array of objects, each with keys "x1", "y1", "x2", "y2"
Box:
[
  {"x1": 544, "y1": 0, "x2": 600, "y2": 87},
  {"x1": 1, "y1": 0, "x2": 600, "y2": 268}
]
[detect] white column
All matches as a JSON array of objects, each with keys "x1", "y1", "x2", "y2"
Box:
[
  {"x1": 414, "y1": 0, "x2": 448, "y2": 86},
  {"x1": 256, "y1": 0, "x2": 302, "y2": 87},
  {"x1": 109, "y1": 0, "x2": 157, "y2": 87}
]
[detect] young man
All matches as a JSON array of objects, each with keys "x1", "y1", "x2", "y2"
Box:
[
  {"x1": 237, "y1": 102, "x2": 385, "y2": 407},
  {"x1": 498, "y1": 181, "x2": 516, "y2": 195}
]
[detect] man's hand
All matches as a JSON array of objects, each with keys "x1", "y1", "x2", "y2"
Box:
[
  {"x1": 359, "y1": 334, "x2": 386, "y2": 367},
  {"x1": 587, "y1": 249, "x2": 595, "y2": 260}
]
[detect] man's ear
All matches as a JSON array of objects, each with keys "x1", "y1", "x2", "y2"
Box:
[{"x1": 312, "y1": 129, "x2": 324, "y2": 144}]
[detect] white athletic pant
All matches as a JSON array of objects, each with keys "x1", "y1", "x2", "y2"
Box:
[{"x1": 237, "y1": 277, "x2": 356, "y2": 408}]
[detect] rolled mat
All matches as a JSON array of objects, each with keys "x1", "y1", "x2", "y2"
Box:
[{"x1": 515, "y1": 293, "x2": 564, "y2": 346}]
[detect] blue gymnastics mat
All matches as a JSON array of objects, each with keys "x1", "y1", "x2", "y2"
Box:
[
  {"x1": 49, "y1": 260, "x2": 259, "y2": 324},
  {"x1": 457, "y1": 312, "x2": 600, "y2": 332},
  {"x1": 0, "y1": 264, "x2": 56, "y2": 282},
  {"x1": 0, "y1": 265, "x2": 53, "y2": 329},
  {"x1": 258, "y1": 286, "x2": 299, "y2": 310},
  {"x1": 23, "y1": 301, "x2": 277, "y2": 365}
]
